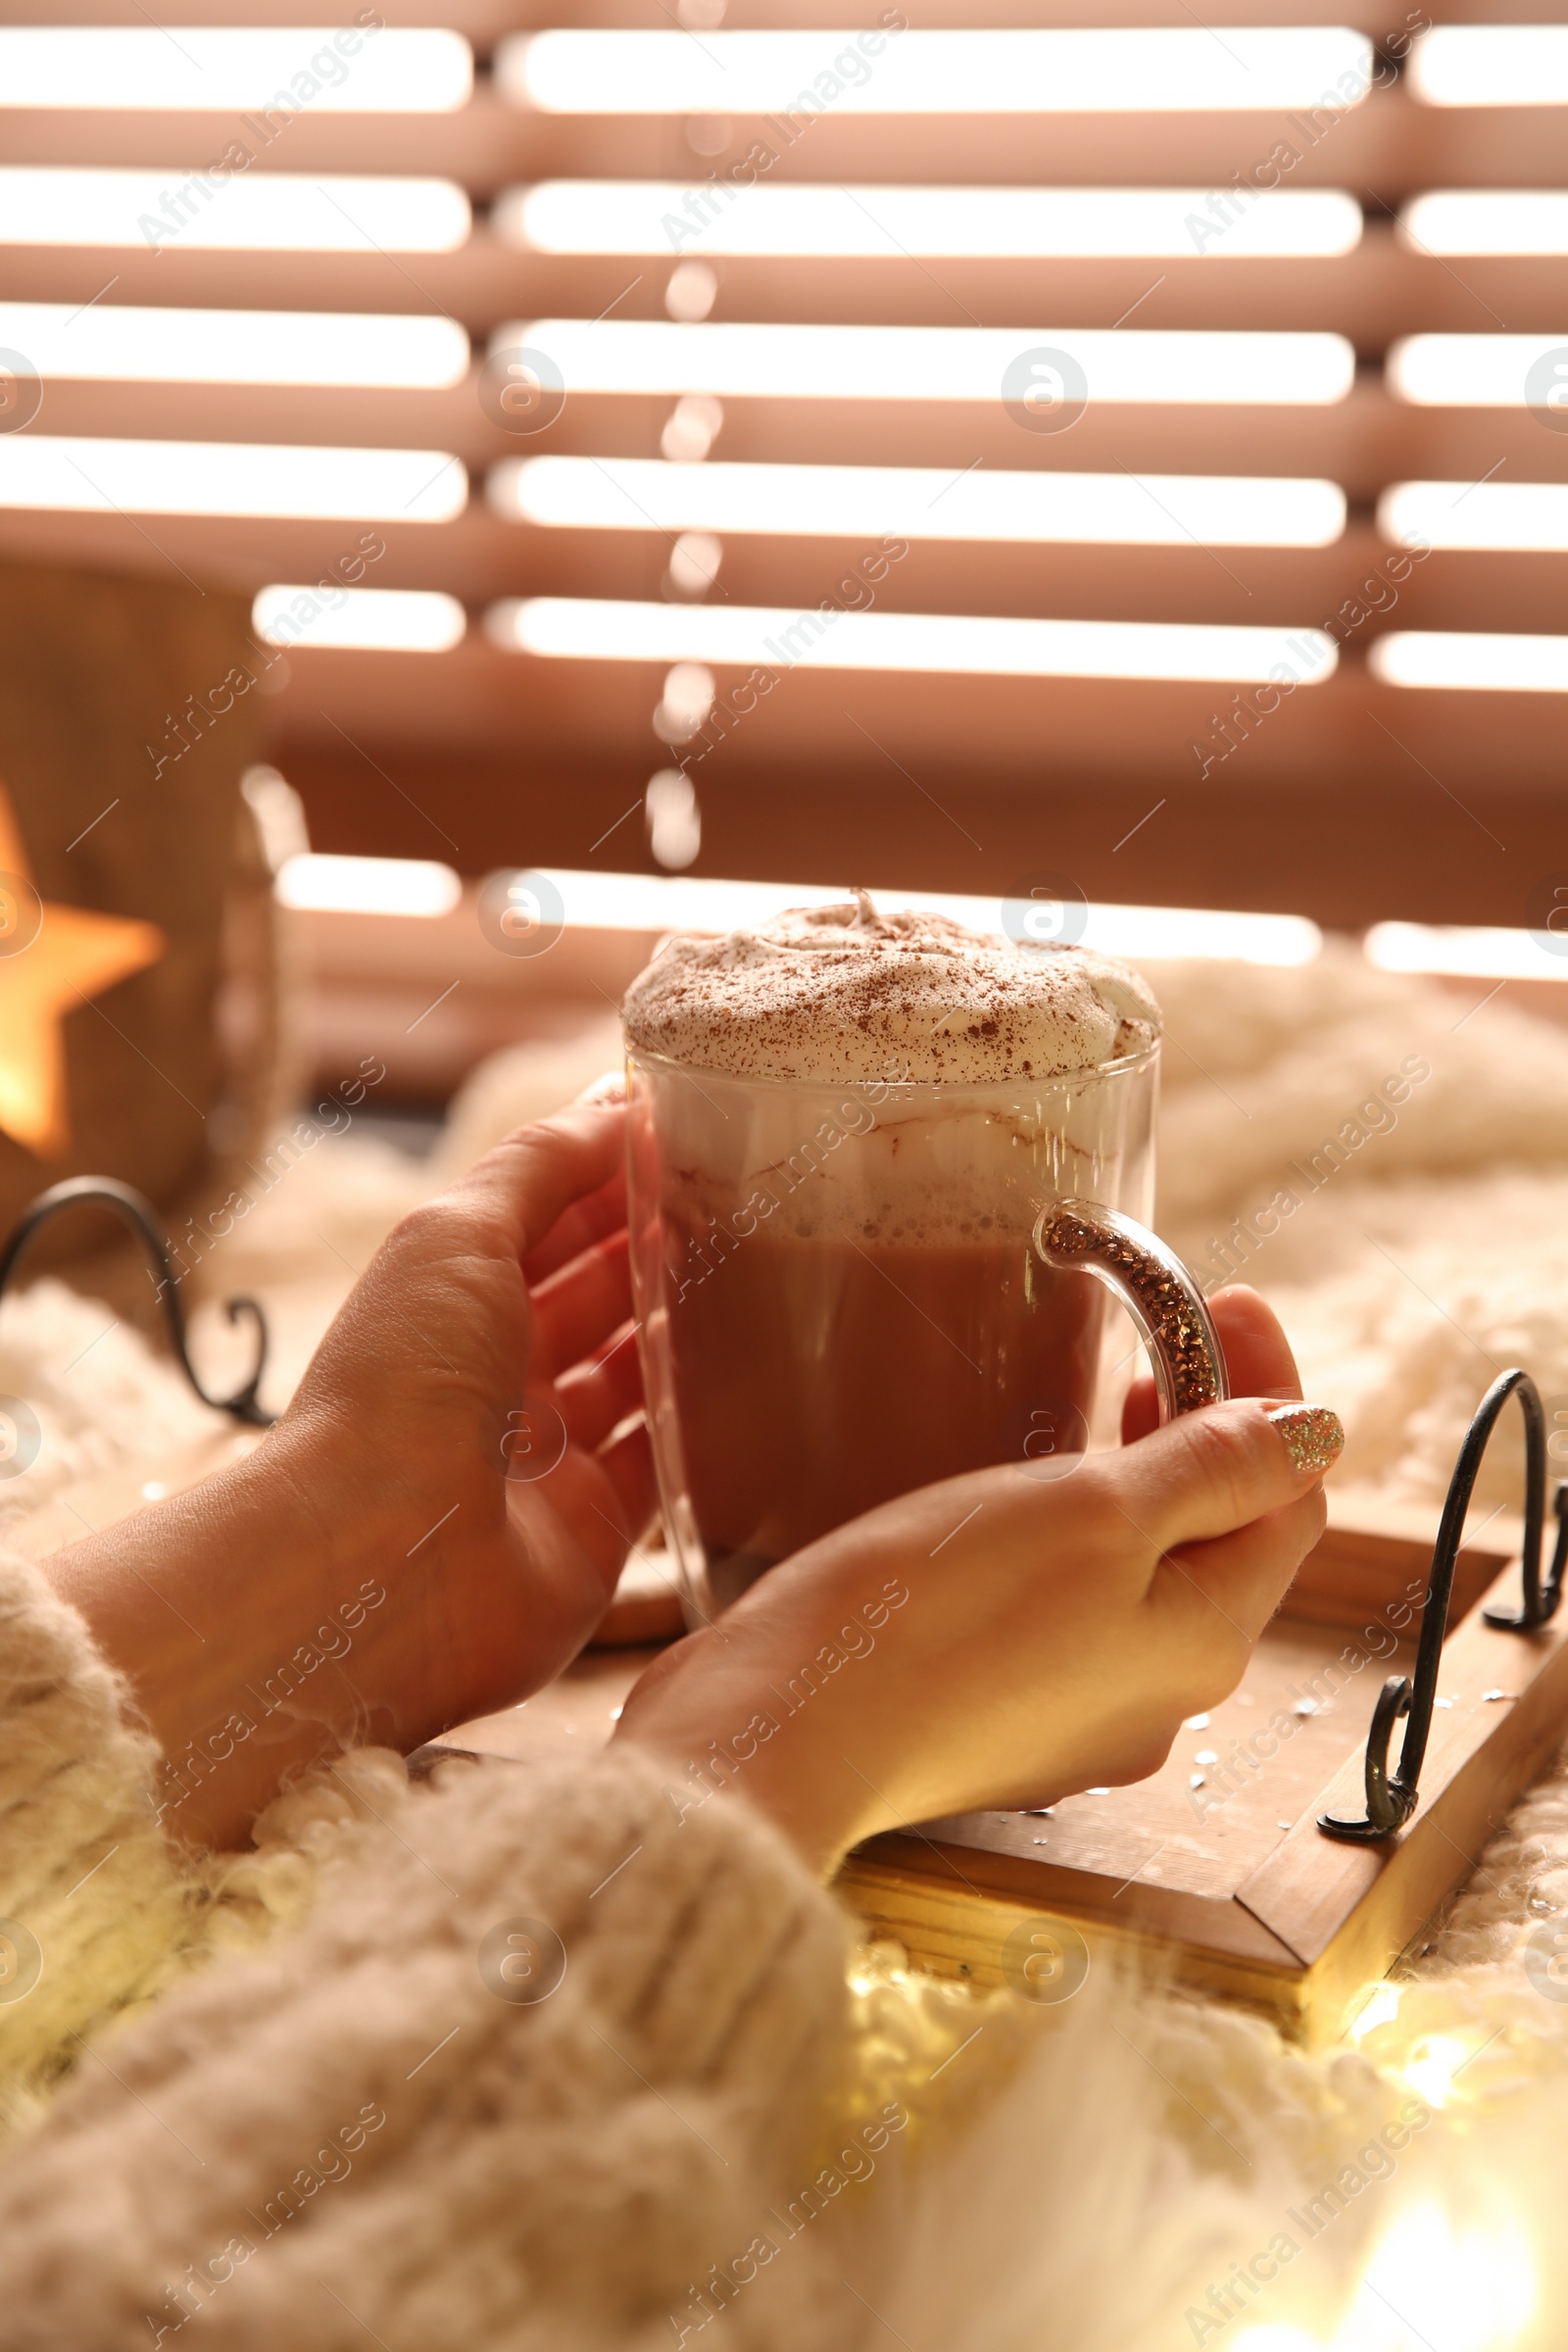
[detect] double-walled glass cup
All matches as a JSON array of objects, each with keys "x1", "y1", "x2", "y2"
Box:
[{"x1": 626, "y1": 1038, "x2": 1166, "y2": 1624}]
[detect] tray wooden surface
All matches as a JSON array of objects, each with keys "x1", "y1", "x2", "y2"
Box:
[
  {"x1": 840, "y1": 1488, "x2": 1557, "y2": 2042},
  {"x1": 13, "y1": 1441, "x2": 1562, "y2": 2044}
]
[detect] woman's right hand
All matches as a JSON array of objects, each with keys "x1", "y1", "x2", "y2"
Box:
[{"x1": 615, "y1": 1288, "x2": 1340, "y2": 1874}]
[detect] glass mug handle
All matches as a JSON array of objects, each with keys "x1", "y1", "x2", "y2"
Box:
[{"x1": 1034, "y1": 1200, "x2": 1229, "y2": 1422}]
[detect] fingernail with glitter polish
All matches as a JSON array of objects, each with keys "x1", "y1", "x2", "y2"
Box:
[{"x1": 1266, "y1": 1403, "x2": 1344, "y2": 1474}]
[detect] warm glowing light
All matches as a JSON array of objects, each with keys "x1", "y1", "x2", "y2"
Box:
[
  {"x1": 1410, "y1": 24, "x2": 1568, "y2": 106},
  {"x1": 0, "y1": 167, "x2": 470, "y2": 252},
  {"x1": 1401, "y1": 190, "x2": 1568, "y2": 256},
  {"x1": 1350, "y1": 2204, "x2": 1534, "y2": 2351},
  {"x1": 499, "y1": 28, "x2": 1374, "y2": 115},
  {"x1": 1364, "y1": 923, "x2": 1567, "y2": 980},
  {"x1": 1401, "y1": 2035, "x2": 1476, "y2": 2111},
  {"x1": 499, "y1": 179, "x2": 1362, "y2": 260},
  {"x1": 1380, "y1": 480, "x2": 1568, "y2": 552},
  {"x1": 275, "y1": 855, "x2": 463, "y2": 917},
  {"x1": 1389, "y1": 334, "x2": 1568, "y2": 407},
  {"x1": 0, "y1": 783, "x2": 166, "y2": 1157},
  {"x1": 253, "y1": 585, "x2": 467, "y2": 653},
  {"x1": 1348, "y1": 1983, "x2": 1403, "y2": 2041},
  {"x1": 492, "y1": 457, "x2": 1348, "y2": 549},
  {"x1": 0, "y1": 26, "x2": 473, "y2": 111},
  {"x1": 0, "y1": 435, "x2": 466, "y2": 520},
  {"x1": 505, "y1": 319, "x2": 1356, "y2": 406},
  {"x1": 0, "y1": 301, "x2": 467, "y2": 389},
  {"x1": 488, "y1": 595, "x2": 1338, "y2": 686},
  {"x1": 515, "y1": 869, "x2": 1321, "y2": 964},
  {"x1": 1371, "y1": 631, "x2": 1568, "y2": 692}
]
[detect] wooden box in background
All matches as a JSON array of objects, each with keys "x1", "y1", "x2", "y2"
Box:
[{"x1": 0, "y1": 560, "x2": 290, "y2": 1267}]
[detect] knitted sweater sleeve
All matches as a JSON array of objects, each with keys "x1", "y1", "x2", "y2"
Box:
[
  {"x1": 0, "y1": 1544, "x2": 870, "y2": 2352},
  {"x1": 0, "y1": 1545, "x2": 190, "y2": 2124}
]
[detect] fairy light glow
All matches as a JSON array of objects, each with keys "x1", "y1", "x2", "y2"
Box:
[
  {"x1": 0, "y1": 301, "x2": 468, "y2": 389},
  {"x1": 489, "y1": 595, "x2": 1339, "y2": 686},
  {"x1": 1233, "y1": 2206, "x2": 1537, "y2": 2352},
  {"x1": 0, "y1": 167, "x2": 470, "y2": 253},
  {"x1": 1400, "y1": 2035, "x2": 1473, "y2": 2111},
  {"x1": 504, "y1": 319, "x2": 1357, "y2": 406},
  {"x1": 0, "y1": 435, "x2": 466, "y2": 520},
  {"x1": 493, "y1": 457, "x2": 1348, "y2": 549},
  {"x1": 498, "y1": 27, "x2": 1374, "y2": 116},
  {"x1": 1348, "y1": 1983, "x2": 1403, "y2": 2040},
  {"x1": 0, "y1": 25, "x2": 474, "y2": 111},
  {"x1": 500, "y1": 180, "x2": 1363, "y2": 260},
  {"x1": 1351, "y1": 2205, "x2": 1534, "y2": 2349}
]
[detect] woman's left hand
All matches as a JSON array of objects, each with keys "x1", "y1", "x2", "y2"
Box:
[
  {"x1": 46, "y1": 1098, "x2": 654, "y2": 1848},
  {"x1": 280, "y1": 1094, "x2": 653, "y2": 1702}
]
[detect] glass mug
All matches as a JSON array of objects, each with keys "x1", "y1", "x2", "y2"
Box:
[{"x1": 626, "y1": 1034, "x2": 1223, "y2": 1623}]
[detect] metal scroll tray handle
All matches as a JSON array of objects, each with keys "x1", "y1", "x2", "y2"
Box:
[
  {"x1": 1317, "y1": 1367, "x2": 1566, "y2": 1842},
  {"x1": 0, "y1": 1176, "x2": 275, "y2": 1427}
]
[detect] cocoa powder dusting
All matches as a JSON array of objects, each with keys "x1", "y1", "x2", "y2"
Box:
[{"x1": 621, "y1": 894, "x2": 1160, "y2": 1084}]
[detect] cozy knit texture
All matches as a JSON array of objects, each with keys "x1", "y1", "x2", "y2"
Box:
[
  {"x1": 0, "y1": 1544, "x2": 183, "y2": 2129},
  {"x1": 4, "y1": 945, "x2": 1568, "y2": 2349},
  {"x1": 0, "y1": 1568, "x2": 867, "y2": 2348}
]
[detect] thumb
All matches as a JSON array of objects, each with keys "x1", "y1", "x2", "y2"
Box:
[{"x1": 1110, "y1": 1398, "x2": 1343, "y2": 1553}]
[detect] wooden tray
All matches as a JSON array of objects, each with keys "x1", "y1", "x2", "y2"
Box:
[
  {"x1": 839, "y1": 1488, "x2": 1565, "y2": 2043},
  {"x1": 19, "y1": 1442, "x2": 1566, "y2": 2045}
]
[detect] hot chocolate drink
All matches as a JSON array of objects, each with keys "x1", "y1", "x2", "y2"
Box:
[{"x1": 623, "y1": 896, "x2": 1161, "y2": 1613}]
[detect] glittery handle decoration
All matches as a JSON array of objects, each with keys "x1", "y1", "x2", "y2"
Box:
[{"x1": 1034, "y1": 1200, "x2": 1229, "y2": 1421}]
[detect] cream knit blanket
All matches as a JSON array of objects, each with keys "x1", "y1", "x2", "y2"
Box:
[{"x1": 1, "y1": 946, "x2": 1566, "y2": 2352}]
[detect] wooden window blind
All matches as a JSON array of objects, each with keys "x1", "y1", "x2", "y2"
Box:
[{"x1": 1, "y1": 3, "x2": 1564, "y2": 928}]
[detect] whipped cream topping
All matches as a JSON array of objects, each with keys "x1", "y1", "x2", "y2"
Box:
[{"x1": 621, "y1": 894, "x2": 1160, "y2": 1084}]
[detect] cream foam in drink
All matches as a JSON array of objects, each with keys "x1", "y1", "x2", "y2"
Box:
[{"x1": 623, "y1": 895, "x2": 1161, "y2": 1602}]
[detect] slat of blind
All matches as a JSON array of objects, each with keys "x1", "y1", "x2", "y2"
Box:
[
  {"x1": 7, "y1": 376, "x2": 1563, "y2": 487},
  {"x1": 7, "y1": 236, "x2": 1568, "y2": 342},
  {"x1": 3, "y1": 497, "x2": 1563, "y2": 626},
  {"x1": 5, "y1": 80, "x2": 1568, "y2": 184},
  {"x1": 214, "y1": 639, "x2": 1568, "y2": 799}
]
